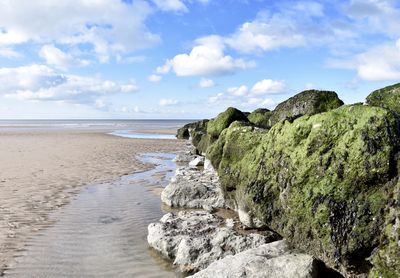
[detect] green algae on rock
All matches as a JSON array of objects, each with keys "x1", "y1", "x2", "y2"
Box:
[
  {"x1": 208, "y1": 105, "x2": 400, "y2": 275},
  {"x1": 268, "y1": 90, "x2": 344, "y2": 127},
  {"x1": 247, "y1": 108, "x2": 272, "y2": 129},
  {"x1": 207, "y1": 107, "x2": 249, "y2": 140},
  {"x1": 366, "y1": 83, "x2": 400, "y2": 114},
  {"x1": 176, "y1": 119, "x2": 209, "y2": 140},
  {"x1": 175, "y1": 85, "x2": 400, "y2": 276},
  {"x1": 369, "y1": 179, "x2": 400, "y2": 278}
]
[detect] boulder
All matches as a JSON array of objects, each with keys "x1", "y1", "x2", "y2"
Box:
[
  {"x1": 268, "y1": 90, "x2": 344, "y2": 126},
  {"x1": 161, "y1": 163, "x2": 225, "y2": 210},
  {"x1": 191, "y1": 240, "x2": 321, "y2": 278},
  {"x1": 366, "y1": 83, "x2": 400, "y2": 114},
  {"x1": 248, "y1": 108, "x2": 272, "y2": 129},
  {"x1": 176, "y1": 119, "x2": 209, "y2": 140},
  {"x1": 147, "y1": 211, "x2": 280, "y2": 273},
  {"x1": 207, "y1": 104, "x2": 400, "y2": 275},
  {"x1": 207, "y1": 107, "x2": 249, "y2": 140}
]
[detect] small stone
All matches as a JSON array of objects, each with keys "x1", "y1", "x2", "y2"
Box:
[{"x1": 189, "y1": 156, "x2": 205, "y2": 167}]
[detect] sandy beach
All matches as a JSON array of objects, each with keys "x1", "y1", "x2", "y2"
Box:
[{"x1": 0, "y1": 130, "x2": 184, "y2": 274}]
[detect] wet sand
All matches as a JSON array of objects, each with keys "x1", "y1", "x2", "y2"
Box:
[{"x1": 0, "y1": 130, "x2": 184, "y2": 274}]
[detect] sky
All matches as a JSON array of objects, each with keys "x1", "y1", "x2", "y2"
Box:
[{"x1": 0, "y1": 0, "x2": 399, "y2": 119}]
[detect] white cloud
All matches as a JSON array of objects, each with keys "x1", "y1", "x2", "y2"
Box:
[
  {"x1": 208, "y1": 92, "x2": 224, "y2": 104},
  {"x1": 328, "y1": 40, "x2": 400, "y2": 81},
  {"x1": 148, "y1": 74, "x2": 162, "y2": 82},
  {"x1": 159, "y1": 98, "x2": 178, "y2": 106},
  {"x1": 152, "y1": 0, "x2": 188, "y2": 12},
  {"x1": 199, "y1": 78, "x2": 215, "y2": 88},
  {"x1": 156, "y1": 63, "x2": 172, "y2": 74},
  {"x1": 246, "y1": 97, "x2": 275, "y2": 106},
  {"x1": 207, "y1": 79, "x2": 283, "y2": 109},
  {"x1": 160, "y1": 36, "x2": 254, "y2": 77},
  {"x1": 251, "y1": 79, "x2": 286, "y2": 95},
  {"x1": 227, "y1": 85, "x2": 248, "y2": 96},
  {"x1": 345, "y1": 0, "x2": 400, "y2": 38},
  {"x1": 151, "y1": 0, "x2": 211, "y2": 12},
  {"x1": 0, "y1": 64, "x2": 138, "y2": 107},
  {"x1": 0, "y1": 47, "x2": 21, "y2": 58},
  {"x1": 0, "y1": 0, "x2": 159, "y2": 63},
  {"x1": 226, "y1": 20, "x2": 306, "y2": 53},
  {"x1": 39, "y1": 44, "x2": 89, "y2": 70},
  {"x1": 94, "y1": 98, "x2": 107, "y2": 109}
]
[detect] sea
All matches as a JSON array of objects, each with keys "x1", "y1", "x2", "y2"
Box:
[{"x1": 0, "y1": 119, "x2": 195, "y2": 139}]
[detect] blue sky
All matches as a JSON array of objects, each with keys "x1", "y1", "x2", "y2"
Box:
[{"x1": 0, "y1": 0, "x2": 399, "y2": 119}]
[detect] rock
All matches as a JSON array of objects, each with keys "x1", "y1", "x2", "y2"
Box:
[
  {"x1": 189, "y1": 156, "x2": 205, "y2": 167},
  {"x1": 191, "y1": 240, "x2": 320, "y2": 278},
  {"x1": 369, "y1": 179, "x2": 400, "y2": 277},
  {"x1": 207, "y1": 107, "x2": 249, "y2": 140},
  {"x1": 206, "y1": 104, "x2": 400, "y2": 275},
  {"x1": 268, "y1": 90, "x2": 344, "y2": 127},
  {"x1": 366, "y1": 83, "x2": 400, "y2": 114},
  {"x1": 176, "y1": 119, "x2": 209, "y2": 140},
  {"x1": 161, "y1": 164, "x2": 225, "y2": 210},
  {"x1": 248, "y1": 108, "x2": 272, "y2": 129},
  {"x1": 174, "y1": 151, "x2": 197, "y2": 163},
  {"x1": 177, "y1": 125, "x2": 191, "y2": 139},
  {"x1": 147, "y1": 211, "x2": 280, "y2": 273}
]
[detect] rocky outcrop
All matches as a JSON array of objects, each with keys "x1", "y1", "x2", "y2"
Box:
[
  {"x1": 170, "y1": 84, "x2": 400, "y2": 276},
  {"x1": 161, "y1": 156, "x2": 225, "y2": 210},
  {"x1": 207, "y1": 104, "x2": 400, "y2": 275},
  {"x1": 268, "y1": 90, "x2": 344, "y2": 126},
  {"x1": 191, "y1": 240, "x2": 322, "y2": 278},
  {"x1": 366, "y1": 83, "x2": 400, "y2": 114},
  {"x1": 147, "y1": 211, "x2": 280, "y2": 273}
]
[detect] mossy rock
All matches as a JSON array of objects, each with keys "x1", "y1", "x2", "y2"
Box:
[
  {"x1": 176, "y1": 119, "x2": 209, "y2": 139},
  {"x1": 248, "y1": 108, "x2": 272, "y2": 129},
  {"x1": 369, "y1": 179, "x2": 400, "y2": 277},
  {"x1": 176, "y1": 125, "x2": 191, "y2": 139},
  {"x1": 268, "y1": 90, "x2": 344, "y2": 127},
  {"x1": 207, "y1": 107, "x2": 249, "y2": 140},
  {"x1": 366, "y1": 83, "x2": 400, "y2": 114},
  {"x1": 208, "y1": 105, "x2": 400, "y2": 276}
]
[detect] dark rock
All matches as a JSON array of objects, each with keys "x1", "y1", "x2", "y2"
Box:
[{"x1": 268, "y1": 90, "x2": 344, "y2": 127}]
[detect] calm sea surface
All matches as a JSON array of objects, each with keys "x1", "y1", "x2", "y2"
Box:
[
  {"x1": 0, "y1": 119, "x2": 194, "y2": 131},
  {"x1": 0, "y1": 119, "x2": 195, "y2": 138}
]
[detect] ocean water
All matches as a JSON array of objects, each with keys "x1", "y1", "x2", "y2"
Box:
[{"x1": 0, "y1": 119, "x2": 195, "y2": 139}]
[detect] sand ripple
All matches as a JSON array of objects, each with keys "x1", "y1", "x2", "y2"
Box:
[{"x1": 3, "y1": 153, "x2": 182, "y2": 278}]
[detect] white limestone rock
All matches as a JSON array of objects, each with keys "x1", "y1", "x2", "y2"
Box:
[
  {"x1": 191, "y1": 240, "x2": 319, "y2": 278},
  {"x1": 161, "y1": 165, "x2": 225, "y2": 210},
  {"x1": 147, "y1": 211, "x2": 279, "y2": 273}
]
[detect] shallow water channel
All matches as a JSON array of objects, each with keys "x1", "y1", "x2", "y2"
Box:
[{"x1": 4, "y1": 153, "x2": 183, "y2": 278}]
